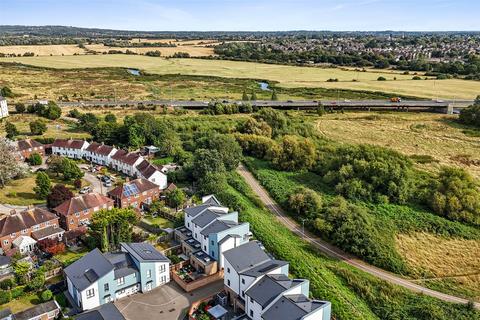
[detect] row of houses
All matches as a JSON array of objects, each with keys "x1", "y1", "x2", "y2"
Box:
[
  {"x1": 0, "y1": 176, "x2": 167, "y2": 254},
  {"x1": 51, "y1": 139, "x2": 167, "y2": 188}
]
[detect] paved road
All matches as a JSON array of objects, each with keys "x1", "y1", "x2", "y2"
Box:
[
  {"x1": 236, "y1": 164, "x2": 480, "y2": 309},
  {"x1": 58, "y1": 98, "x2": 473, "y2": 110}
]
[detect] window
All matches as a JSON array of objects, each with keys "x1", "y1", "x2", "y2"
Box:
[
  {"x1": 86, "y1": 289, "x2": 95, "y2": 298},
  {"x1": 250, "y1": 297, "x2": 253, "y2": 303},
  {"x1": 104, "y1": 283, "x2": 109, "y2": 291},
  {"x1": 211, "y1": 240, "x2": 214, "y2": 245},
  {"x1": 203, "y1": 246, "x2": 206, "y2": 251},
  {"x1": 211, "y1": 251, "x2": 215, "y2": 257},
  {"x1": 242, "y1": 290, "x2": 245, "y2": 297},
  {"x1": 250, "y1": 310, "x2": 253, "y2": 317},
  {"x1": 227, "y1": 268, "x2": 230, "y2": 273},
  {"x1": 10, "y1": 233, "x2": 16, "y2": 238},
  {"x1": 3, "y1": 240, "x2": 9, "y2": 245},
  {"x1": 117, "y1": 277, "x2": 125, "y2": 285},
  {"x1": 75, "y1": 212, "x2": 80, "y2": 217},
  {"x1": 47, "y1": 311, "x2": 56, "y2": 318},
  {"x1": 227, "y1": 279, "x2": 231, "y2": 287},
  {"x1": 158, "y1": 264, "x2": 166, "y2": 273},
  {"x1": 242, "y1": 279, "x2": 245, "y2": 284},
  {"x1": 21, "y1": 229, "x2": 27, "y2": 234},
  {"x1": 146, "y1": 269, "x2": 151, "y2": 278},
  {"x1": 70, "y1": 219, "x2": 74, "y2": 224},
  {"x1": 33, "y1": 225, "x2": 39, "y2": 231}
]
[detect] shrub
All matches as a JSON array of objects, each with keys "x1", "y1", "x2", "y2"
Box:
[
  {"x1": 0, "y1": 289, "x2": 12, "y2": 304},
  {"x1": 41, "y1": 289, "x2": 53, "y2": 302},
  {"x1": 30, "y1": 119, "x2": 47, "y2": 135},
  {"x1": 272, "y1": 135, "x2": 316, "y2": 171},
  {"x1": 28, "y1": 153, "x2": 42, "y2": 166},
  {"x1": 0, "y1": 278, "x2": 15, "y2": 290},
  {"x1": 73, "y1": 179, "x2": 82, "y2": 189},
  {"x1": 377, "y1": 76, "x2": 387, "y2": 81},
  {"x1": 288, "y1": 187, "x2": 323, "y2": 220}
]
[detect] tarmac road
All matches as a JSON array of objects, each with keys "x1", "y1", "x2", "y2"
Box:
[{"x1": 236, "y1": 164, "x2": 480, "y2": 309}]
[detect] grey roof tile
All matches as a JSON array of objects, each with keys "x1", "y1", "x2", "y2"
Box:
[
  {"x1": 223, "y1": 241, "x2": 271, "y2": 273},
  {"x1": 121, "y1": 242, "x2": 169, "y2": 262}
]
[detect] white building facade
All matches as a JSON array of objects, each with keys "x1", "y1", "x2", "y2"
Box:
[{"x1": 0, "y1": 97, "x2": 9, "y2": 118}]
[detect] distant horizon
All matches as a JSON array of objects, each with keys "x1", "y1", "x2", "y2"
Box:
[
  {"x1": 1, "y1": 25, "x2": 479, "y2": 34},
  {"x1": 2, "y1": 0, "x2": 479, "y2": 32}
]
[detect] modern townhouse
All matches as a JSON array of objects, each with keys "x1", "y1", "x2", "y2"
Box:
[
  {"x1": 110, "y1": 150, "x2": 144, "y2": 177},
  {"x1": 52, "y1": 139, "x2": 89, "y2": 159},
  {"x1": 0, "y1": 208, "x2": 63, "y2": 254},
  {"x1": 135, "y1": 160, "x2": 167, "y2": 188},
  {"x1": 15, "y1": 139, "x2": 45, "y2": 160},
  {"x1": 222, "y1": 241, "x2": 331, "y2": 320},
  {"x1": 84, "y1": 142, "x2": 118, "y2": 166},
  {"x1": 64, "y1": 242, "x2": 170, "y2": 311},
  {"x1": 53, "y1": 193, "x2": 114, "y2": 231},
  {"x1": 107, "y1": 178, "x2": 161, "y2": 210},
  {"x1": 175, "y1": 195, "x2": 250, "y2": 276},
  {"x1": 0, "y1": 96, "x2": 9, "y2": 118}
]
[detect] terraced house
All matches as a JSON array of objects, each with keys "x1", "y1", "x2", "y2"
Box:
[
  {"x1": 52, "y1": 139, "x2": 89, "y2": 159},
  {"x1": 0, "y1": 208, "x2": 64, "y2": 255},
  {"x1": 64, "y1": 242, "x2": 170, "y2": 311},
  {"x1": 84, "y1": 142, "x2": 118, "y2": 166},
  {"x1": 14, "y1": 139, "x2": 45, "y2": 160},
  {"x1": 53, "y1": 193, "x2": 114, "y2": 231}
]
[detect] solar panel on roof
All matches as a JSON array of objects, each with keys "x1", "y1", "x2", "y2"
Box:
[{"x1": 123, "y1": 183, "x2": 140, "y2": 197}]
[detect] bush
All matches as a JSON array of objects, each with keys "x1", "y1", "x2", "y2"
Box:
[
  {"x1": 41, "y1": 289, "x2": 53, "y2": 302},
  {"x1": 0, "y1": 278, "x2": 15, "y2": 290},
  {"x1": 30, "y1": 119, "x2": 47, "y2": 135},
  {"x1": 28, "y1": 153, "x2": 42, "y2": 166},
  {"x1": 15, "y1": 103, "x2": 26, "y2": 113},
  {"x1": 377, "y1": 76, "x2": 387, "y2": 81},
  {"x1": 316, "y1": 144, "x2": 413, "y2": 204},
  {"x1": 73, "y1": 179, "x2": 82, "y2": 189},
  {"x1": 272, "y1": 135, "x2": 316, "y2": 171},
  {"x1": 288, "y1": 187, "x2": 323, "y2": 220},
  {"x1": 459, "y1": 102, "x2": 480, "y2": 128},
  {"x1": 0, "y1": 289, "x2": 12, "y2": 304}
]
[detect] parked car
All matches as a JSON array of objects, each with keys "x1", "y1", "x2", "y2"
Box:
[
  {"x1": 104, "y1": 181, "x2": 112, "y2": 187},
  {"x1": 101, "y1": 175, "x2": 111, "y2": 183},
  {"x1": 79, "y1": 186, "x2": 91, "y2": 194}
]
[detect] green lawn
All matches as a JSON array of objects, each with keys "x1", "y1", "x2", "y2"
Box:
[
  {"x1": 55, "y1": 248, "x2": 88, "y2": 266},
  {"x1": 1, "y1": 292, "x2": 41, "y2": 313},
  {"x1": 143, "y1": 216, "x2": 174, "y2": 229},
  {"x1": 151, "y1": 157, "x2": 174, "y2": 166}
]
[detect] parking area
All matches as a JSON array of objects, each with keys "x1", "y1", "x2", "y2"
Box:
[{"x1": 114, "y1": 280, "x2": 224, "y2": 320}]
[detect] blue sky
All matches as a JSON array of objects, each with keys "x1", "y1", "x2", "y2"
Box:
[{"x1": 2, "y1": 0, "x2": 479, "y2": 31}]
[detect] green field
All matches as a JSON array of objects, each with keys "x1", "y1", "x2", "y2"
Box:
[{"x1": 1, "y1": 55, "x2": 479, "y2": 99}]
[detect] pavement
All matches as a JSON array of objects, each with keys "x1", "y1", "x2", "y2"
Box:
[
  {"x1": 115, "y1": 280, "x2": 224, "y2": 320},
  {"x1": 236, "y1": 164, "x2": 480, "y2": 309}
]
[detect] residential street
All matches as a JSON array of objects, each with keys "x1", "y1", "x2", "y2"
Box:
[{"x1": 236, "y1": 164, "x2": 480, "y2": 309}]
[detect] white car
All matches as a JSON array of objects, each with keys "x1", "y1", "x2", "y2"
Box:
[{"x1": 79, "y1": 186, "x2": 91, "y2": 194}]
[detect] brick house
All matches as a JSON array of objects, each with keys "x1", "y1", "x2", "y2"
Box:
[
  {"x1": 53, "y1": 193, "x2": 114, "y2": 231},
  {"x1": 15, "y1": 139, "x2": 45, "y2": 161},
  {"x1": 52, "y1": 139, "x2": 89, "y2": 159},
  {"x1": 107, "y1": 178, "x2": 161, "y2": 210},
  {"x1": 0, "y1": 208, "x2": 62, "y2": 253}
]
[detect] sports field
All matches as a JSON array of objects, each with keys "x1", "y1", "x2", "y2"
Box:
[{"x1": 1, "y1": 55, "x2": 478, "y2": 99}]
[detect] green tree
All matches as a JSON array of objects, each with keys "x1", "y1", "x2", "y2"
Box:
[
  {"x1": 46, "y1": 155, "x2": 64, "y2": 177},
  {"x1": 254, "y1": 108, "x2": 288, "y2": 137},
  {"x1": 27, "y1": 152, "x2": 42, "y2": 166},
  {"x1": 90, "y1": 208, "x2": 138, "y2": 252},
  {"x1": 13, "y1": 260, "x2": 30, "y2": 285},
  {"x1": 165, "y1": 188, "x2": 186, "y2": 211},
  {"x1": 27, "y1": 269, "x2": 45, "y2": 291},
  {"x1": 272, "y1": 135, "x2": 316, "y2": 171},
  {"x1": 34, "y1": 172, "x2": 51, "y2": 199},
  {"x1": 0, "y1": 86, "x2": 13, "y2": 98},
  {"x1": 61, "y1": 157, "x2": 84, "y2": 180},
  {"x1": 0, "y1": 139, "x2": 27, "y2": 187},
  {"x1": 474, "y1": 95, "x2": 480, "y2": 106},
  {"x1": 41, "y1": 289, "x2": 53, "y2": 302},
  {"x1": 104, "y1": 113, "x2": 117, "y2": 123},
  {"x1": 251, "y1": 91, "x2": 257, "y2": 101},
  {"x1": 15, "y1": 103, "x2": 26, "y2": 113},
  {"x1": 317, "y1": 103, "x2": 326, "y2": 116},
  {"x1": 29, "y1": 119, "x2": 47, "y2": 135},
  {"x1": 5, "y1": 122, "x2": 19, "y2": 139},
  {"x1": 79, "y1": 113, "x2": 100, "y2": 132},
  {"x1": 201, "y1": 134, "x2": 243, "y2": 171},
  {"x1": 288, "y1": 187, "x2": 323, "y2": 220},
  {"x1": 271, "y1": 90, "x2": 278, "y2": 101},
  {"x1": 242, "y1": 90, "x2": 249, "y2": 101},
  {"x1": 43, "y1": 102, "x2": 62, "y2": 120},
  {"x1": 241, "y1": 117, "x2": 272, "y2": 137},
  {"x1": 192, "y1": 149, "x2": 225, "y2": 179},
  {"x1": 0, "y1": 290, "x2": 12, "y2": 304}
]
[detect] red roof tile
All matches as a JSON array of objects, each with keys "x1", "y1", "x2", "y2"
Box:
[
  {"x1": 0, "y1": 208, "x2": 58, "y2": 237},
  {"x1": 17, "y1": 139, "x2": 44, "y2": 151},
  {"x1": 107, "y1": 178, "x2": 159, "y2": 199},
  {"x1": 54, "y1": 193, "x2": 114, "y2": 217},
  {"x1": 52, "y1": 139, "x2": 86, "y2": 150}
]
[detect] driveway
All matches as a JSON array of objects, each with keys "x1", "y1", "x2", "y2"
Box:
[{"x1": 115, "y1": 280, "x2": 224, "y2": 320}]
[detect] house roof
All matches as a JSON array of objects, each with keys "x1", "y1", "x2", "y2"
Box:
[
  {"x1": 17, "y1": 139, "x2": 43, "y2": 151},
  {"x1": 200, "y1": 220, "x2": 237, "y2": 236},
  {"x1": 13, "y1": 235, "x2": 37, "y2": 248},
  {"x1": 0, "y1": 208, "x2": 58, "y2": 238},
  {"x1": 0, "y1": 255, "x2": 11, "y2": 267},
  {"x1": 107, "y1": 178, "x2": 159, "y2": 199},
  {"x1": 111, "y1": 150, "x2": 143, "y2": 166},
  {"x1": 261, "y1": 294, "x2": 327, "y2": 320},
  {"x1": 52, "y1": 139, "x2": 87, "y2": 149},
  {"x1": 191, "y1": 209, "x2": 228, "y2": 228},
  {"x1": 104, "y1": 252, "x2": 138, "y2": 280},
  {"x1": 223, "y1": 241, "x2": 271, "y2": 274},
  {"x1": 76, "y1": 303, "x2": 126, "y2": 320},
  {"x1": 202, "y1": 195, "x2": 222, "y2": 206},
  {"x1": 0, "y1": 308, "x2": 12, "y2": 319},
  {"x1": 245, "y1": 274, "x2": 297, "y2": 308},
  {"x1": 184, "y1": 204, "x2": 210, "y2": 218},
  {"x1": 86, "y1": 142, "x2": 116, "y2": 156},
  {"x1": 136, "y1": 160, "x2": 163, "y2": 179},
  {"x1": 242, "y1": 259, "x2": 289, "y2": 278},
  {"x1": 54, "y1": 193, "x2": 113, "y2": 217},
  {"x1": 166, "y1": 183, "x2": 177, "y2": 192},
  {"x1": 31, "y1": 226, "x2": 65, "y2": 241},
  {"x1": 64, "y1": 248, "x2": 114, "y2": 291},
  {"x1": 13, "y1": 300, "x2": 60, "y2": 320},
  {"x1": 121, "y1": 242, "x2": 170, "y2": 263}
]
